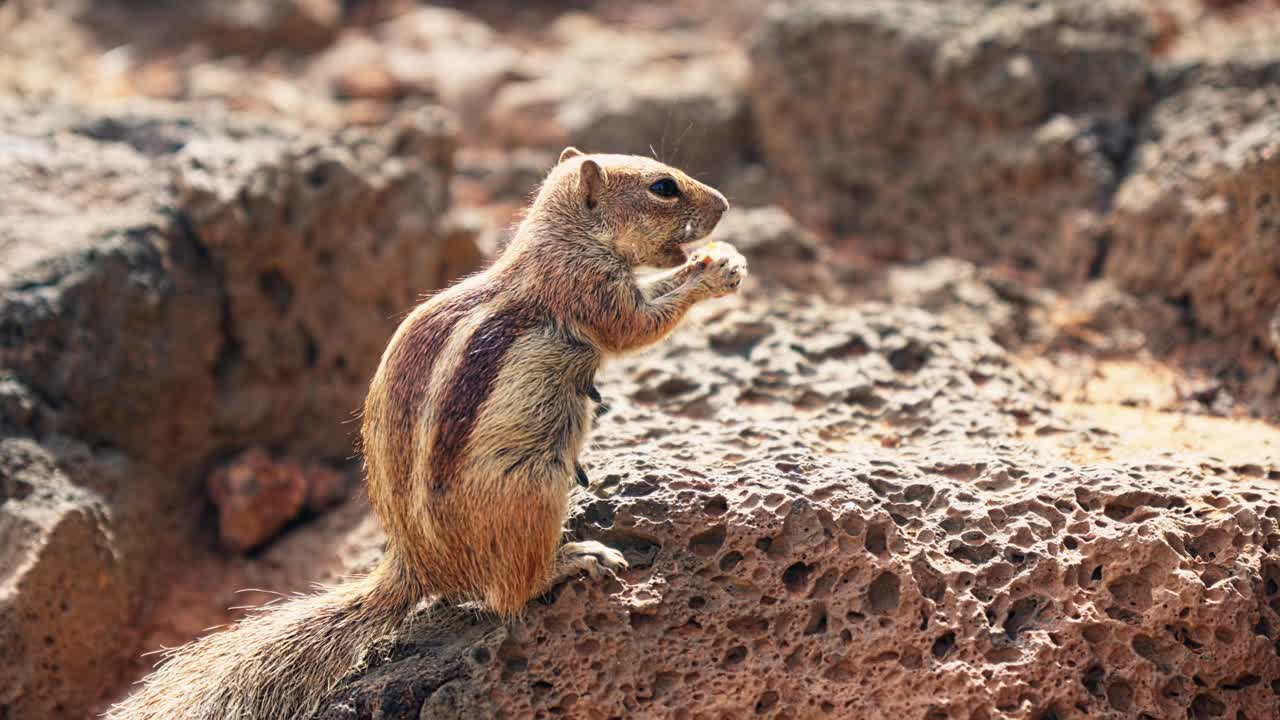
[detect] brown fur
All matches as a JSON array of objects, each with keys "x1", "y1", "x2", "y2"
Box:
[
  {"x1": 107, "y1": 149, "x2": 744, "y2": 720},
  {"x1": 430, "y1": 303, "x2": 537, "y2": 489}
]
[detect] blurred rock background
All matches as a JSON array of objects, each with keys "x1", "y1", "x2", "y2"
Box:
[{"x1": 2, "y1": 0, "x2": 1280, "y2": 718}]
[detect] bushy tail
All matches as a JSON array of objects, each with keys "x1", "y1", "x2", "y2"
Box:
[{"x1": 107, "y1": 556, "x2": 417, "y2": 720}]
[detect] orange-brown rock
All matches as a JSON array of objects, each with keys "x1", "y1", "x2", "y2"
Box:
[
  {"x1": 0, "y1": 102, "x2": 476, "y2": 718},
  {"x1": 316, "y1": 292, "x2": 1280, "y2": 719}
]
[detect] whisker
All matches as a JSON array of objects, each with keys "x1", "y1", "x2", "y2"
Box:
[
  {"x1": 660, "y1": 108, "x2": 673, "y2": 162},
  {"x1": 673, "y1": 117, "x2": 696, "y2": 160}
]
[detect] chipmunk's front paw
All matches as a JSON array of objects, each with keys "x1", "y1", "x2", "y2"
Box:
[
  {"x1": 555, "y1": 541, "x2": 628, "y2": 582},
  {"x1": 689, "y1": 241, "x2": 748, "y2": 298}
]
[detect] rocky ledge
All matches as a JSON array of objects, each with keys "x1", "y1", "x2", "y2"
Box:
[
  {"x1": 318, "y1": 290, "x2": 1280, "y2": 720},
  {"x1": 0, "y1": 102, "x2": 478, "y2": 718},
  {"x1": 3, "y1": 1, "x2": 1279, "y2": 718}
]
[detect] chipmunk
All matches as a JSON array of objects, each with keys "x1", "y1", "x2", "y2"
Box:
[{"x1": 108, "y1": 147, "x2": 746, "y2": 720}]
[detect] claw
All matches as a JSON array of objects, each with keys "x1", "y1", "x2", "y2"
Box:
[
  {"x1": 585, "y1": 383, "x2": 609, "y2": 417},
  {"x1": 598, "y1": 547, "x2": 628, "y2": 572}
]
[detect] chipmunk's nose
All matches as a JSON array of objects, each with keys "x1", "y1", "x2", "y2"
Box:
[{"x1": 708, "y1": 187, "x2": 730, "y2": 217}]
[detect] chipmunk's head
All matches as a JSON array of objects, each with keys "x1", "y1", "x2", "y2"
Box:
[{"x1": 545, "y1": 147, "x2": 730, "y2": 269}]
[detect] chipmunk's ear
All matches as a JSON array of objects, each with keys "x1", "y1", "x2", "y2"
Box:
[
  {"x1": 578, "y1": 158, "x2": 606, "y2": 210},
  {"x1": 558, "y1": 146, "x2": 584, "y2": 164}
]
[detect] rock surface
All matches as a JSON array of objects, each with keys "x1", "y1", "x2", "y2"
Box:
[
  {"x1": 1107, "y1": 61, "x2": 1280, "y2": 354},
  {"x1": 208, "y1": 0, "x2": 343, "y2": 54},
  {"x1": 707, "y1": 206, "x2": 839, "y2": 294},
  {"x1": 3, "y1": 1, "x2": 1280, "y2": 718},
  {"x1": 208, "y1": 447, "x2": 352, "y2": 552},
  {"x1": 747, "y1": 0, "x2": 1280, "y2": 385},
  {"x1": 309, "y1": 7, "x2": 531, "y2": 127},
  {"x1": 0, "y1": 437, "x2": 147, "y2": 717},
  {"x1": 318, "y1": 292, "x2": 1280, "y2": 719},
  {"x1": 0, "y1": 102, "x2": 476, "y2": 718},
  {"x1": 491, "y1": 13, "x2": 752, "y2": 185},
  {"x1": 749, "y1": 0, "x2": 1150, "y2": 270},
  {"x1": 0, "y1": 102, "x2": 471, "y2": 469}
]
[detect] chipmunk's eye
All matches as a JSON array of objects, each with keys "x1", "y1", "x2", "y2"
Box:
[{"x1": 648, "y1": 178, "x2": 680, "y2": 198}]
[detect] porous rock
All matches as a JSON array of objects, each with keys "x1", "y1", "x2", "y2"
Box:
[
  {"x1": 208, "y1": 447, "x2": 352, "y2": 553},
  {"x1": 748, "y1": 0, "x2": 1150, "y2": 271},
  {"x1": 319, "y1": 293, "x2": 1280, "y2": 719},
  {"x1": 198, "y1": 0, "x2": 343, "y2": 55},
  {"x1": 491, "y1": 13, "x2": 752, "y2": 185},
  {"x1": 886, "y1": 258, "x2": 1026, "y2": 346},
  {"x1": 0, "y1": 101, "x2": 470, "y2": 470},
  {"x1": 208, "y1": 445, "x2": 300, "y2": 550},
  {"x1": 456, "y1": 147, "x2": 558, "y2": 205},
  {"x1": 0, "y1": 100, "x2": 475, "y2": 718},
  {"x1": 1107, "y1": 61, "x2": 1280, "y2": 354},
  {"x1": 707, "y1": 206, "x2": 837, "y2": 294},
  {"x1": 310, "y1": 7, "x2": 532, "y2": 129},
  {"x1": 0, "y1": 437, "x2": 143, "y2": 717},
  {"x1": 380, "y1": 7, "x2": 530, "y2": 129},
  {"x1": 1156, "y1": 0, "x2": 1280, "y2": 64}
]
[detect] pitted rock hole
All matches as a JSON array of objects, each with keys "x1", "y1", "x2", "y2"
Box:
[
  {"x1": 932, "y1": 631, "x2": 956, "y2": 659},
  {"x1": 653, "y1": 671, "x2": 679, "y2": 699},
  {"x1": 709, "y1": 321, "x2": 774, "y2": 357},
  {"x1": 498, "y1": 637, "x2": 528, "y2": 680},
  {"x1": 803, "y1": 602, "x2": 829, "y2": 636},
  {"x1": 727, "y1": 615, "x2": 769, "y2": 637},
  {"x1": 688, "y1": 526, "x2": 726, "y2": 558},
  {"x1": 1108, "y1": 574, "x2": 1153, "y2": 612},
  {"x1": 755, "y1": 690, "x2": 780, "y2": 715},
  {"x1": 809, "y1": 569, "x2": 839, "y2": 599},
  {"x1": 0, "y1": 477, "x2": 34, "y2": 502},
  {"x1": 1132, "y1": 634, "x2": 1176, "y2": 673},
  {"x1": 629, "y1": 611, "x2": 658, "y2": 631},
  {"x1": 605, "y1": 532, "x2": 661, "y2": 569},
  {"x1": 1222, "y1": 674, "x2": 1260, "y2": 691},
  {"x1": 1186, "y1": 528, "x2": 1230, "y2": 561},
  {"x1": 1004, "y1": 597, "x2": 1043, "y2": 640},
  {"x1": 1082, "y1": 664, "x2": 1105, "y2": 696},
  {"x1": 864, "y1": 524, "x2": 889, "y2": 556},
  {"x1": 1190, "y1": 693, "x2": 1226, "y2": 718},
  {"x1": 1106, "y1": 679, "x2": 1133, "y2": 710},
  {"x1": 257, "y1": 269, "x2": 293, "y2": 314},
  {"x1": 721, "y1": 645, "x2": 748, "y2": 669},
  {"x1": 703, "y1": 495, "x2": 729, "y2": 517},
  {"x1": 866, "y1": 572, "x2": 901, "y2": 615},
  {"x1": 654, "y1": 377, "x2": 700, "y2": 399},
  {"x1": 718, "y1": 551, "x2": 744, "y2": 572},
  {"x1": 912, "y1": 560, "x2": 946, "y2": 603},
  {"x1": 887, "y1": 341, "x2": 930, "y2": 373},
  {"x1": 822, "y1": 657, "x2": 856, "y2": 682},
  {"x1": 782, "y1": 562, "x2": 815, "y2": 594}
]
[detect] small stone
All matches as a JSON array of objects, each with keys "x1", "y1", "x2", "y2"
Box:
[
  {"x1": 305, "y1": 463, "x2": 351, "y2": 512},
  {"x1": 208, "y1": 448, "x2": 308, "y2": 553}
]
